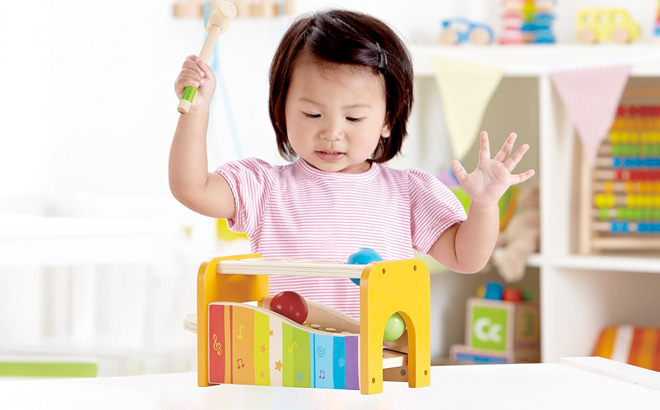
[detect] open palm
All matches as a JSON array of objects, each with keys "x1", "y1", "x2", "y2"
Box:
[{"x1": 452, "y1": 131, "x2": 535, "y2": 208}]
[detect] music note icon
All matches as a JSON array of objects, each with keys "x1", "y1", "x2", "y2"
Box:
[
  {"x1": 212, "y1": 334, "x2": 222, "y2": 356},
  {"x1": 319, "y1": 370, "x2": 326, "y2": 380},
  {"x1": 237, "y1": 358, "x2": 245, "y2": 369},
  {"x1": 287, "y1": 342, "x2": 297, "y2": 353},
  {"x1": 237, "y1": 324, "x2": 244, "y2": 340}
]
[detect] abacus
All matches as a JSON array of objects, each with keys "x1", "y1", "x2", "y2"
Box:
[{"x1": 579, "y1": 104, "x2": 660, "y2": 254}]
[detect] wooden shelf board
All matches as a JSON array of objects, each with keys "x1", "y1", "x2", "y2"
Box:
[{"x1": 545, "y1": 254, "x2": 660, "y2": 274}]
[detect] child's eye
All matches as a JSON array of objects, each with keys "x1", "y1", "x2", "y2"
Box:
[
  {"x1": 346, "y1": 117, "x2": 364, "y2": 123},
  {"x1": 303, "y1": 112, "x2": 320, "y2": 119}
]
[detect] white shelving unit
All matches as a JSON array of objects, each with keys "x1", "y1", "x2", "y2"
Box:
[{"x1": 410, "y1": 44, "x2": 660, "y2": 363}]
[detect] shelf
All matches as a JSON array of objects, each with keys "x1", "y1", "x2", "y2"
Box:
[
  {"x1": 410, "y1": 40, "x2": 660, "y2": 363},
  {"x1": 531, "y1": 253, "x2": 660, "y2": 274},
  {"x1": 525, "y1": 253, "x2": 543, "y2": 268},
  {"x1": 411, "y1": 44, "x2": 660, "y2": 78},
  {"x1": 553, "y1": 254, "x2": 660, "y2": 274}
]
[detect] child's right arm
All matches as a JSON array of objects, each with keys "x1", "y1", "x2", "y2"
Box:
[{"x1": 169, "y1": 55, "x2": 236, "y2": 219}]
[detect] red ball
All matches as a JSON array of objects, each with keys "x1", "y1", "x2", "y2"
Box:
[
  {"x1": 269, "y1": 291, "x2": 308, "y2": 325},
  {"x1": 502, "y1": 287, "x2": 523, "y2": 302}
]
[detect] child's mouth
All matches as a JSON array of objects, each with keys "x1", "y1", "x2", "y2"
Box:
[{"x1": 316, "y1": 150, "x2": 345, "y2": 162}]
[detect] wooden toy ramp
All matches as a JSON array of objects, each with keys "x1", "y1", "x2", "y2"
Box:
[{"x1": 195, "y1": 255, "x2": 431, "y2": 395}]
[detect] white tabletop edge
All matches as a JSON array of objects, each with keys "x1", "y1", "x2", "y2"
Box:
[{"x1": 561, "y1": 356, "x2": 660, "y2": 391}]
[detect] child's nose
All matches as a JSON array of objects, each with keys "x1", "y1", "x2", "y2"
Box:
[
  {"x1": 321, "y1": 130, "x2": 342, "y2": 141},
  {"x1": 320, "y1": 119, "x2": 344, "y2": 141}
]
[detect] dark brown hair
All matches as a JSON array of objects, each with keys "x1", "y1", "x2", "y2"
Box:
[{"x1": 268, "y1": 9, "x2": 414, "y2": 163}]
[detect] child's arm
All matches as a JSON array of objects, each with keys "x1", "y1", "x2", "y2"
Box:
[
  {"x1": 169, "y1": 56, "x2": 236, "y2": 219},
  {"x1": 428, "y1": 132, "x2": 535, "y2": 273}
]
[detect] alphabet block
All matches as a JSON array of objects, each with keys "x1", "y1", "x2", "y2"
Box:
[{"x1": 463, "y1": 297, "x2": 540, "y2": 359}]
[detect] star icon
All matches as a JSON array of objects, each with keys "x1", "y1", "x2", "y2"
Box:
[
  {"x1": 274, "y1": 360, "x2": 283, "y2": 371},
  {"x1": 260, "y1": 344, "x2": 267, "y2": 354},
  {"x1": 260, "y1": 371, "x2": 265, "y2": 379},
  {"x1": 269, "y1": 330, "x2": 274, "y2": 336}
]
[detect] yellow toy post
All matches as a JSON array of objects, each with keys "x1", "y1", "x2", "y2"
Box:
[
  {"x1": 197, "y1": 254, "x2": 267, "y2": 387},
  {"x1": 359, "y1": 259, "x2": 431, "y2": 394}
]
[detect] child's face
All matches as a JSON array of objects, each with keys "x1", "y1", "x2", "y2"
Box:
[{"x1": 284, "y1": 55, "x2": 390, "y2": 174}]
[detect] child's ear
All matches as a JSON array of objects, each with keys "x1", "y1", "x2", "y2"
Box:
[{"x1": 381, "y1": 121, "x2": 391, "y2": 139}]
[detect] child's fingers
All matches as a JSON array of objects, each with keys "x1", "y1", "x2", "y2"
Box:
[
  {"x1": 175, "y1": 74, "x2": 201, "y2": 89},
  {"x1": 176, "y1": 66, "x2": 203, "y2": 86},
  {"x1": 504, "y1": 143, "x2": 530, "y2": 171},
  {"x1": 451, "y1": 160, "x2": 469, "y2": 184},
  {"x1": 180, "y1": 65, "x2": 203, "y2": 79},
  {"x1": 182, "y1": 58, "x2": 204, "y2": 78},
  {"x1": 510, "y1": 169, "x2": 536, "y2": 185},
  {"x1": 494, "y1": 132, "x2": 517, "y2": 162},
  {"x1": 174, "y1": 77, "x2": 201, "y2": 98},
  {"x1": 478, "y1": 131, "x2": 491, "y2": 162},
  {"x1": 174, "y1": 65, "x2": 205, "y2": 96},
  {"x1": 196, "y1": 58, "x2": 216, "y2": 82}
]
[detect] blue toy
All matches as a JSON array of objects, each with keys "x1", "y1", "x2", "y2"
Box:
[
  {"x1": 347, "y1": 248, "x2": 383, "y2": 285},
  {"x1": 439, "y1": 18, "x2": 494, "y2": 45},
  {"x1": 484, "y1": 281, "x2": 505, "y2": 300},
  {"x1": 533, "y1": 12, "x2": 556, "y2": 43}
]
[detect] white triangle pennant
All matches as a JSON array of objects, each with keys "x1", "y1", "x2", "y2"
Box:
[
  {"x1": 550, "y1": 65, "x2": 631, "y2": 166},
  {"x1": 432, "y1": 58, "x2": 504, "y2": 161}
]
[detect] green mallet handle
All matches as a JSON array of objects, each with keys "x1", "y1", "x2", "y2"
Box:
[{"x1": 178, "y1": 2, "x2": 237, "y2": 114}]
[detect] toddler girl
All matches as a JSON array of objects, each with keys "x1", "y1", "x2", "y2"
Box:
[{"x1": 170, "y1": 9, "x2": 534, "y2": 317}]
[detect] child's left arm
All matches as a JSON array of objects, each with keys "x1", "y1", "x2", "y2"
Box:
[{"x1": 428, "y1": 131, "x2": 535, "y2": 273}]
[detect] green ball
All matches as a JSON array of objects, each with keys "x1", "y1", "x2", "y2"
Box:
[{"x1": 383, "y1": 313, "x2": 406, "y2": 342}]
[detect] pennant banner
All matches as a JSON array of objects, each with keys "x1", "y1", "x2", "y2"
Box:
[
  {"x1": 550, "y1": 65, "x2": 631, "y2": 166},
  {"x1": 432, "y1": 58, "x2": 504, "y2": 161}
]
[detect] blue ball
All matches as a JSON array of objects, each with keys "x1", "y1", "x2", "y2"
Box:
[{"x1": 347, "y1": 248, "x2": 383, "y2": 285}]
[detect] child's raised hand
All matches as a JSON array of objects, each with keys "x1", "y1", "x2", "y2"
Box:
[
  {"x1": 174, "y1": 55, "x2": 216, "y2": 112},
  {"x1": 451, "y1": 131, "x2": 535, "y2": 208}
]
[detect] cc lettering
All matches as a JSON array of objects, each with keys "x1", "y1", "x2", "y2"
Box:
[{"x1": 474, "y1": 317, "x2": 502, "y2": 343}]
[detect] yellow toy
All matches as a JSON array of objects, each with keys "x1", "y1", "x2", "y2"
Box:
[
  {"x1": 190, "y1": 254, "x2": 431, "y2": 395},
  {"x1": 576, "y1": 8, "x2": 641, "y2": 44}
]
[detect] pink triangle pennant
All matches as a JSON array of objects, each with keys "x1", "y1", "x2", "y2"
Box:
[{"x1": 550, "y1": 65, "x2": 630, "y2": 166}]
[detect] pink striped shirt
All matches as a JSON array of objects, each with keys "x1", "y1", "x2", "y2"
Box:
[{"x1": 216, "y1": 158, "x2": 466, "y2": 318}]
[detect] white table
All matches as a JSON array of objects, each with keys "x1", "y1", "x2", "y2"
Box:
[{"x1": 1, "y1": 357, "x2": 658, "y2": 409}]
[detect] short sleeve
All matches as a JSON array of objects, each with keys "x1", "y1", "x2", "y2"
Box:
[
  {"x1": 215, "y1": 158, "x2": 277, "y2": 236},
  {"x1": 408, "y1": 169, "x2": 467, "y2": 254}
]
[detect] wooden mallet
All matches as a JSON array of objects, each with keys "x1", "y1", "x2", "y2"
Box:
[{"x1": 177, "y1": 1, "x2": 237, "y2": 114}]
